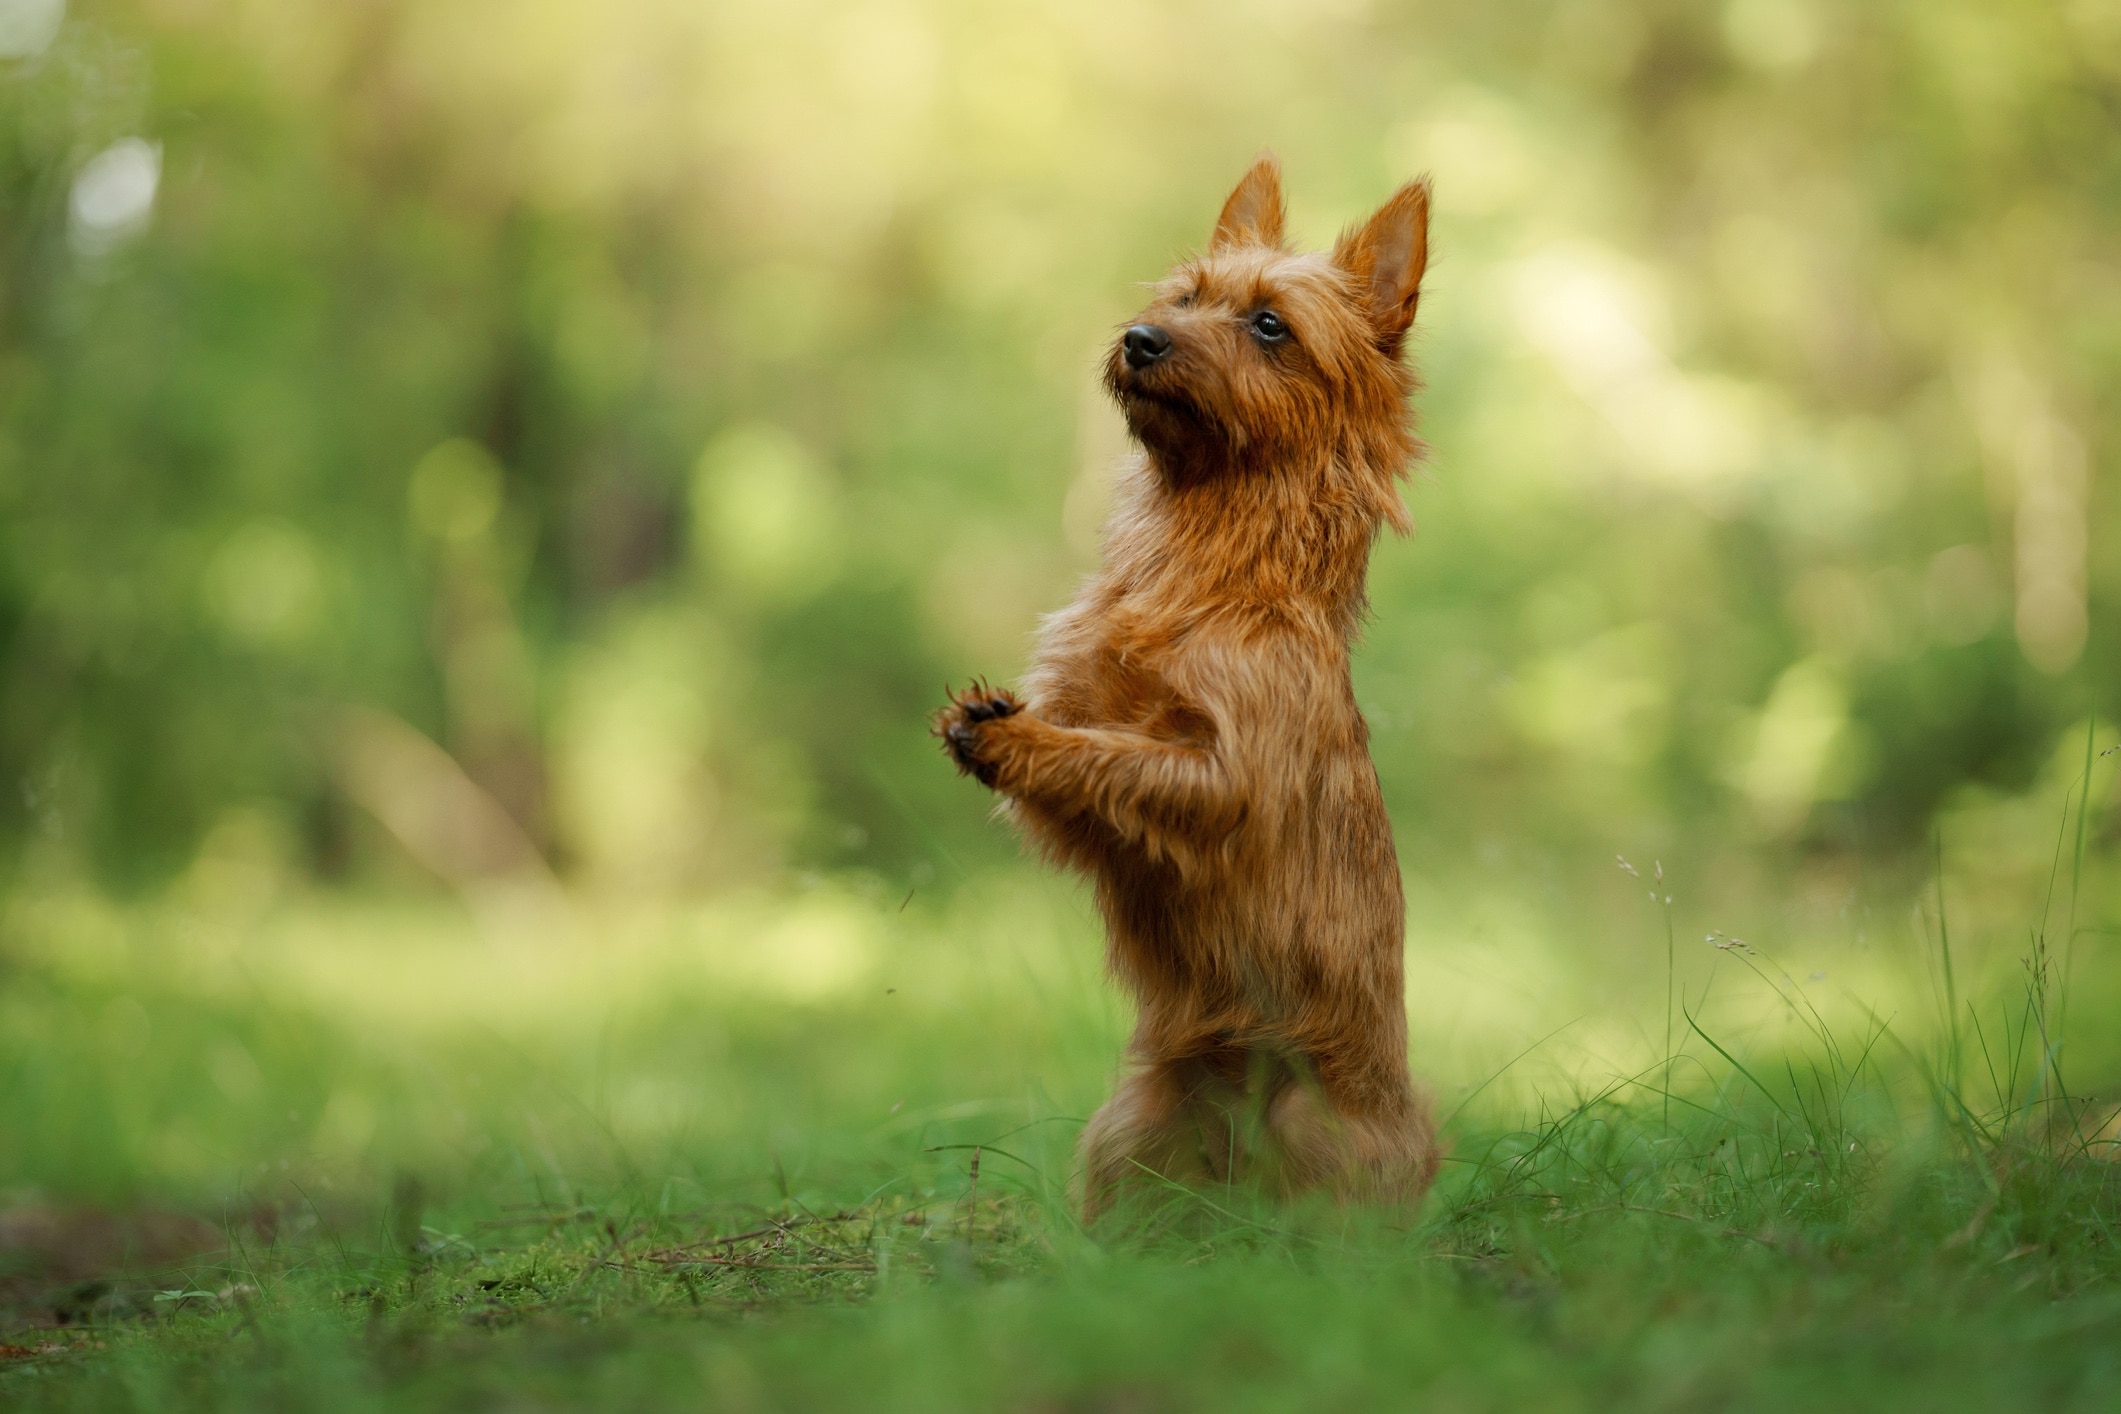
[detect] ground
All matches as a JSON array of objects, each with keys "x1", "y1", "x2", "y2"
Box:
[{"x1": 1, "y1": 867, "x2": 2118, "y2": 1412}]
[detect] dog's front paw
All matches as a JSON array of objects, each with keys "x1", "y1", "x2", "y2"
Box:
[{"x1": 934, "y1": 680, "x2": 1022, "y2": 788}]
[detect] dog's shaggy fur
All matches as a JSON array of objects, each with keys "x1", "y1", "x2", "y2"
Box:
[{"x1": 937, "y1": 155, "x2": 1438, "y2": 1218}]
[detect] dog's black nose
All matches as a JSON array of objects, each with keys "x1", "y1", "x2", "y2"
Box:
[{"x1": 1122, "y1": 324, "x2": 1172, "y2": 369}]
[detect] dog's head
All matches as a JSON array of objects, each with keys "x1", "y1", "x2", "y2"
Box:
[{"x1": 1104, "y1": 154, "x2": 1427, "y2": 524}]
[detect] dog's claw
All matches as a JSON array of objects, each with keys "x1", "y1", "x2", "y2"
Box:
[{"x1": 935, "y1": 680, "x2": 1022, "y2": 788}]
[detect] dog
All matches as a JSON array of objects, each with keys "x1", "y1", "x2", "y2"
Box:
[{"x1": 936, "y1": 154, "x2": 1438, "y2": 1219}]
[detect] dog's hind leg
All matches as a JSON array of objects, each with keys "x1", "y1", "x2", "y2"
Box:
[
  {"x1": 1263, "y1": 1071, "x2": 1438, "y2": 1207},
  {"x1": 1078, "y1": 1061, "x2": 1230, "y2": 1222}
]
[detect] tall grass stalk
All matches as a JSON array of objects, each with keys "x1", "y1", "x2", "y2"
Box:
[
  {"x1": 2060, "y1": 707, "x2": 2098, "y2": 1066},
  {"x1": 1661, "y1": 863, "x2": 1675, "y2": 1134}
]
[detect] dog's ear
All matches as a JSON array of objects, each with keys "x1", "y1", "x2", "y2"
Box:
[
  {"x1": 1211, "y1": 153, "x2": 1286, "y2": 251},
  {"x1": 1333, "y1": 178, "x2": 1430, "y2": 354}
]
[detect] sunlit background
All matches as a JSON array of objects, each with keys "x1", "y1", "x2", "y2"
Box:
[{"x1": 1, "y1": 0, "x2": 2118, "y2": 1204}]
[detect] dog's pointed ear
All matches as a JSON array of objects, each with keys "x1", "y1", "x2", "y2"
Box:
[
  {"x1": 1211, "y1": 153, "x2": 1286, "y2": 251},
  {"x1": 1333, "y1": 177, "x2": 1430, "y2": 354}
]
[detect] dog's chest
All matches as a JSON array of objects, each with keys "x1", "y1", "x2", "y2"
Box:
[{"x1": 1033, "y1": 603, "x2": 1213, "y2": 743}]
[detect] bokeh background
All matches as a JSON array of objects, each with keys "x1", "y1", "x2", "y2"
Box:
[{"x1": 1, "y1": 0, "x2": 2117, "y2": 1205}]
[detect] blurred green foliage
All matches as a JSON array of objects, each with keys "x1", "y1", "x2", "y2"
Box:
[{"x1": 0, "y1": 0, "x2": 2114, "y2": 900}]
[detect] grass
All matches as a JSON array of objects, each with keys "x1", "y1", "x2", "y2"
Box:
[{"x1": 4, "y1": 819, "x2": 2121, "y2": 1410}]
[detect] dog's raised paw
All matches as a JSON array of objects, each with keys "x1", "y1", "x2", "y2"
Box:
[{"x1": 935, "y1": 680, "x2": 1021, "y2": 786}]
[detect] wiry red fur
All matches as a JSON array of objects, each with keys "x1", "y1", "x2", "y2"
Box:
[{"x1": 936, "y1": 154, "x2": 1439, "y2": 1218}]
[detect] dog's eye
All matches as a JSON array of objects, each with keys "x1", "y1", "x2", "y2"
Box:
[
  {"x1": 1176, "y1": 289, "x2": 1197, "y2": 308},
  {"x1": 1250, "y1": 310, "x2": 1289, "y2": 343}
]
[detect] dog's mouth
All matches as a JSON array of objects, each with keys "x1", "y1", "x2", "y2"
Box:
[
  {"x1": 1108, "y1": 360, "x2": 1213, "y2": 426},
  {"x1": 1107, "y1": 374, "x2": 1241, "y2": 488},
  {"x1": 1113, "y1": 384, "x2": 1224, "y2": 459},
  {"x1": 1102, "y1": 337, "x2": 1248, "y2": 489},
  {"x1": 1114, "y1": 380, "x2": 1200, "y2": 419}
]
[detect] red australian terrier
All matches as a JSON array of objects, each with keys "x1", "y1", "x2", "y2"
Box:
[{"x1": 937, "y1": 154, "x2": 1438, "y2": 1218}]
